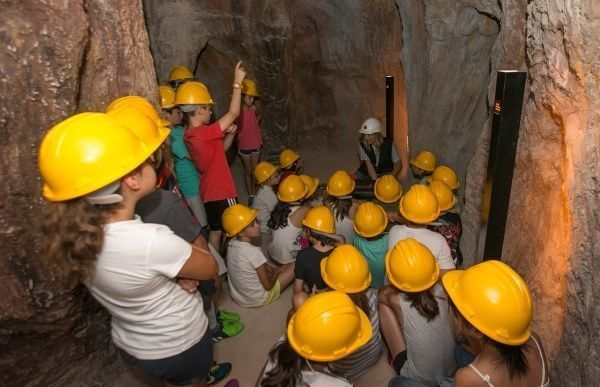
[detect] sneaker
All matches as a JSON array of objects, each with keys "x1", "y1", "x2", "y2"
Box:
[
  {"x1": 217, "y1": 309, "x2": 241, "y2": 323},
  {"x1": 207, "y1": 362, "x2": 232, "y2": 385},
  {"x1": 212, "y1": 320, "x2": 244, "y2": 343}
]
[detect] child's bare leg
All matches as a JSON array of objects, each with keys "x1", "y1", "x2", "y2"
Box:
[
  {"x1": 277, "y1": 262, "x2": 296, "y2": 289},
  {"x1": 240, "y1": 154, "x2": 255, "y2": 196},
  {"x1": 208, "y1": 230, "x2": 222, "y2": 252},
  {"x1": 292, "y1": 291, "x2": 309, "y2": 311}
]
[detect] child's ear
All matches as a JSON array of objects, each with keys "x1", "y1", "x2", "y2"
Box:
[{"x1": 121, "y1": 168, "x2": 143, "y2": 191}]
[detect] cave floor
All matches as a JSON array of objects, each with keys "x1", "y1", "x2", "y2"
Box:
[{"x1": 114, "y1": 146, "x2": 394, "y2": 386}]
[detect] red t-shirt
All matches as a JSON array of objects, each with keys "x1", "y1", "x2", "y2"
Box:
[{"x1": 184, "y1": 122, "x2": 237, "y2": 202}]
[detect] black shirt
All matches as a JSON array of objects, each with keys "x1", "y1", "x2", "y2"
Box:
[{"x1": 294, "y1": 246, "x2": 333, "y2": 291}]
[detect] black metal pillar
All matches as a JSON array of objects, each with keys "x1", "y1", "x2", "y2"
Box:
[
  {"x1": 478, "y1": 70, "x2": 527, "y2": 261},
  {"x1": 385, "y1": 76, "x2": 394, "y2": 139}
]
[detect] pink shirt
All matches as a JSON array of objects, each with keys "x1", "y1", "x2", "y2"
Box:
[
  {"x1": 236, "y1": 106, "x2": 262, "y2": 150},
  {"x1": 184, "y1": 122, "x2": 237, "y2": 202}
]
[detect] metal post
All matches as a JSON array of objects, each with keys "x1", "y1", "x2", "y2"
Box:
[
  {"x1": 478, "y1": 70, "x2": 527, "y2": 261},
  {"x1": 386, "y1": 76, "x2": 394, "y2": 140}
]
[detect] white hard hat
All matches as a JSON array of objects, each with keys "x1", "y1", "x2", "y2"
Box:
[{"x1": 358, "y1": 117, "x2": 382, "y2": 134}]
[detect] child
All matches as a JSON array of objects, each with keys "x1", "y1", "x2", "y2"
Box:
[
  {"x1": 441, "y1": 261, "x2": 549, "y2": 387},
  {"x1": 257, "y1": 291, "x2": 372, "y2": 387},
  {"x1": 299, "y1": 174, "x2": 320, "y2": 205},
  {"x1": 409, "y1": 150, "x2": 437, "y2": 185},
  {"x1": 388, "y1": 184, "x2": 455, "y2": 274},
  {"x1": 429, "y1": 164, "x2": 462, "y2": 214},
  {"x1": 178, "y1": 61, "x2": 246, "y2": 251},
  {"x1": 292, "y1": 205, "x2": 337, "y2": 310},
  {"x1": 39, "y1": 112, "x2": 221, "y2": 386},
  {"x1": 320, "y1": 244, "x2": 384, "y2": 380},
  {"x1": 159, "y1": 85, "x2": 208, "y2": 228},
  {"x1": 352, "y1": 202, "x2": 389, "y2": 289},
  {"x1": 373, "y1": 174, "x2": 404, "y2": 224},
  {"x1": 252, "y1": 161, "x2": 280, "y2": 256},
  {"x1": 426, "y1": 180, "x2": 463, "y2": 267},
  {"x1": 324, "y1": 170, "x2": 358, "y2": 244},
  {"x1": 169, "y1": 65, "x2": 195, "y2": 89},
  {"x1": 236, "y1": 78, "x2": 263, "y2": 203},
  {"x1": 355, "y1": 117, "x2": 402, "y2": 182},
  {"x1": 379, "y1": 238, "x2": 456, "y2": 384},
  {"x1": 223, "y1": 204, "x2": 294, "y2": 307},
  {"x1": 267, "y1": 175, "x2": 310, "y2": 265},
  {"x1": 278, "y1": 148, "x2": 303, "y2": 183}
]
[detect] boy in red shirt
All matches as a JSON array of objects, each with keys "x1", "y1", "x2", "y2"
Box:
[{"x1": 177, "y1": 61, "x2": 246, "y2": 251}]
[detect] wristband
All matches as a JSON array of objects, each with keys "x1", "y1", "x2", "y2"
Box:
[{"x1": 232, "y1": 82, "x2": 241, "y2": 89}]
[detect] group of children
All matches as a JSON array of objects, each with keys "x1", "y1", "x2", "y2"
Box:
[{"x1": 38, "y1": 61, "x2": 549, "y2": 387}]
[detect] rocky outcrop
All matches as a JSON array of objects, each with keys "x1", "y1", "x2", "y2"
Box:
[{"x1": 0, "y1": 0, "x2": 157, "y2": 384}]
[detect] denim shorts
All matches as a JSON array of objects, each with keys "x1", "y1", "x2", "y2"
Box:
[{"x1": 117, "y1": 329, "x2": 213, "y2": 386}]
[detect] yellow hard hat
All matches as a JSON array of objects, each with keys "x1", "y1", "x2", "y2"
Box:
[
  {"x1": 168, "y1": 66, "x2": 194, "y2": 82},
  {"x1": 386, "y1": 238, "x2": 439, "y2": 292},
  {"x1": 299, "y1": 175, "x2": 319, "y2": 199},
  {"x1": 354, "y1": 202, "x2": 388, "y2": 238},
  {"x1": 302, "y1": 205, "x2": 335, "y2": 234},
  {"x1": 399, "y1": 184, "x2": 440, "y2": 224},
  {"x1": 374, "y1": 175, "x2": 402, "y2": 203},
  {"x1": 254, "y1": 161, "x2": 278, "y2": 184},
  {"x1": 287, "y1": 291, "x2": 372, "y2": 362},
  {"x1": 279, "y1": 148, "x2": 300, "y2": 168},
  {"x1": 277, "y1": 175, "x2": 308, "y2": 203},
  {"x1": 174, "y1": 81, "x2": 215, "y2": 105},
  {"x1": 430, "y1": 165, "x2": 459, "y2": 190},
  {"x1": 105, "y1": 95, "x2": 170, "y2": 128},
  {"x1": 242, "y1": 78, "x2": 260, "y2": 97},
  {"x1": 326, "y1": 170, "x2": 355, "y2": 197},
  {"x1": 442, "y1": 260, "x2": 533, "y2": 345},
  {"x1": 158, "y1": 85, "x2": 176, "y2": 109},
  {"x1": 427, "y1": 180, "x2": 456, "y2": 212},
  {"x1": 222, "y1": 204, "x2": 258, "y2": 237},
  {"x1": 320, "y1": 245, "x2": 371, "y2": 293},
  {"x1": 39, "y1": 113, "x2": 152, "y2": 201},
  {"x1": 410, "y1": 150, "x2": 437, "y2": 172},
  {"x1": 107, "y1": 106, "x2": 170, "y2": 154}
]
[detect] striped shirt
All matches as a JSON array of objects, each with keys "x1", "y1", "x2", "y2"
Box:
[{"x1": 328, "y1": 289, "x2": 384, "y2": 380}]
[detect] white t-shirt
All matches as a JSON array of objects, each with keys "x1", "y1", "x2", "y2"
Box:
[
  {"x1": 253, "y1": 185, "x2": 278, "y2": 233},
  {"x1": 269, "y1": 206, "x2": 303, "y2": 264},
  {"x1": 227, "y1": 239, "x2": 269, "y2": 307},
  {"x1": 86, "y1": 216, "x2": 207, "y2": 360},
  {"x1": 387, "y1": 225, "x2": 455, "y2": 270}
]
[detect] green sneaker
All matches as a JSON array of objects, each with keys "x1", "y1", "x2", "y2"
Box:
[
  {"x1": 212, "y1": 320, "x2": 244, "y2": 343},
  {"x1": 217, "y1": 309, "x2": 241, "y2": 323}
]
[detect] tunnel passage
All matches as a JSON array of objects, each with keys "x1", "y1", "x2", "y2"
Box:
[{"x1": 1, "y1": 0, "x2": 599, "y2": 386}]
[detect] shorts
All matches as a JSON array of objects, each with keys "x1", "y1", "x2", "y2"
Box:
[
  {"x1": 117, "y1": 329, "x2": 213, "y2": 386},
  {"x1": 204, "y1": 198, "x2": 237, "y2": 231},
  {"x1": 262, "y1": 280, "x2": 281, "y2": 306},
  {"x1": 239, "y1": 147, "x2": 262, "y2": 156}
]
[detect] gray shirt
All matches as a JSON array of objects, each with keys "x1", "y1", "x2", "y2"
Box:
[{"x1": 398, "y1": 284, "x2": 456, "y2": 383}]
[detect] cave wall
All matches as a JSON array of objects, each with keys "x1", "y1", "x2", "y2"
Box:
[
  {"x1": 143, "y1": 0, "x2": 407, "y2": 175},
  {"x1": 0, "y1": 0, "x2": 158, "y2": 384},
  {"x1": 458, "y1": 0, "x2": 599, "y2": 385}
]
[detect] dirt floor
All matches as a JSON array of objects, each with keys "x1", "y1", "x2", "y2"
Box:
[{"x1": 114, "y1": 149, "x2": 395, "y2": 386}]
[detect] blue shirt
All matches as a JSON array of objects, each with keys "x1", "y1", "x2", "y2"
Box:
[
  {"x1": 169, "y1": 125, "x2": 200, "y2": 198},
  {"x1": 352, "y1": 233, "x2": 389, "y2": 288}
]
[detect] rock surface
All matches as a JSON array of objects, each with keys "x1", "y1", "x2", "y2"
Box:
[
  {"x1": 0, "y1": 0, "x2": 157, "y2": 385},
  {"x1": 143, "y1": 0, "x2": 408, "y2": 173}
]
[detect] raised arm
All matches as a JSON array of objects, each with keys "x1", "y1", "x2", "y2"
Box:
[{"x1": 218, "y1": 61, "x2": 246, "y2": 131}]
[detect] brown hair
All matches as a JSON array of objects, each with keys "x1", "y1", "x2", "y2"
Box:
[
  {"x1": 323, "y1": 196, "x2": 352, "y2": 221},
  {"x1": 348, "y1": 291, "x2": 371, "y2": 320},
  {"x1": 41, "y1": 199, "x2": 118, "y2": 283},
  {"x1": 403, "y1": 288, "x2": 439, "y2": 321}
]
